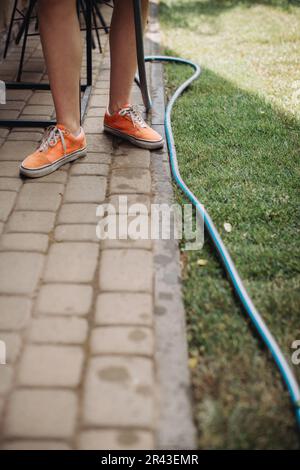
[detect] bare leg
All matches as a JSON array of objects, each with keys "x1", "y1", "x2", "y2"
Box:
[
  {"x1": 38, "y1": 0, "x2": 82, "y2": 134},
  {"x1": 109, "y1": 0, "x2": 149, "y2": 114}
]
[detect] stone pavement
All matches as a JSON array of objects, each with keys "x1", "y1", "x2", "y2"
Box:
[{"x1": 0, "y1": 2, "x2": 195, "y2": 450}]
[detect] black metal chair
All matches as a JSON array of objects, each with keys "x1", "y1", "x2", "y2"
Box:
[{"x1": 0, "y1": 0, "x2": 151, "y2": 128}]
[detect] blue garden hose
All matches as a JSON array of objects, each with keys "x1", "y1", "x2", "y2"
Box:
[{"x1": 145, "y1": 55, "x2": 300, "y2": 431}]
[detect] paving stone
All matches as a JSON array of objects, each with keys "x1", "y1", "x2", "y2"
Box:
[
  {"x1": 70, "y1": 163, "x2": 109, "y2": 176},
  {"x1": 91, "y1": 326, "x2": 153, "y2": 356},
  {"x1": 131, "y1": 91, "x2": 144, "y2": 106},
  {"x1": 90, "y1": 95, "x2": 108, "y2": 107},
  {"x1": 94, "y1": 88, "x2": 109, "y2": 95},
  {"x1": 1, "y1": 441, "x2": 71, "y2": 450},
  {"x1": 96, "y1": 206, "x2": 152, "y2": 247},
  {"x1": 3, "y1": 100, "x2": 25, "y2": 110},
  {"x1": 80, "y1": 152, "x2": 111, "y2": 164},
  {"x1": 18, "y1": 345, "x2": 84, "y2": 387},
  {"x1": 78, "y1": 429, "x2": 154, "y2": 450},
  {"x1": 29, "y1": 317, "x2": 88, "y2": 344},
  {"x1": 83, "y1": 356, "x2": 154, "y2": 428},
  {"x1": 4, "y1": 390, "x2": 77, "y2": 438},
  {"x1": 58, "y1": 203, "x2": 98, "y2": 224},
  {"x1": 94, "y1": 80, "x2": 110, "y2": 89},
  {"x1": 7, "y1": 131, "x2": 41, "y2": 142},
  {"x1": 0, "y1": 129, "x2": 9, "y2": 138},
  {"x1": 0, "y1": 191, "x2": 16, "y2": 221},
  {"x1": 99, "y1": 250, "x2": 152, "y2": 292},
  {"x1": 0, "y1": 141, "x2": 36, "y2": 161},
  {"x1": 110, "y1": 168, "x2": 151, "y2": 194},
  {"x1": 44, "y1": 243, "x2": 98, "y2": 283},
  {"x1": 112, "y1": 153, "x2": 150, "y2": 169},
  {"x1": 95, "y1": 293, "x2": 153, "y2": 326},
  {"x1": 28, "y1": 93, "x2": 54, "y2": 106},
  {"x1": 19, "y1": 114, "x2": 51, "y2": 121},
  {"x1": 87, "y1": 107, "x2": 106, "y2": 118},
  {"x1": 0, "y1": 222, "x2": 3, "y2": 235},
  {"x1": 114, "y1": 142, "x2": 151, "y2": 157},
  {"x1": 86, "y1": 134, "x2": 112, "y2": 153},
  {"x1": 54, "y1": 224, "x2": 98, "y2": 242},
  {"x1": 0, "y1": 110, "x2": 19, "y2": 120},
  {"x1": 25, "y1": 59, "x2": 45, "y2": 69},
  {"x1": 23, "y1": 60, "x2": 45, "y2": 72},
  {"x1": 0, "y1": 296, "x2": 31, "y2": 330},
  {"x1": 5, "y1": 90, "x2": 32, "y2": 101},
  {"x1": 22, "y1": 105, "x2": 53, "y2": 116},
  {"x1": 31, "y1": 49, "x2": 44, "y2": 58},
  {"x1": 0, "y1": 333, "x2": 21, "y2": 363},
  {"x1": 0, "y1": 177, "x2": 22, "y2": 191},
  {"x1": 0, "y1": 233, "x2": 49, "y2": 252},
  {"x1": 101, "y1": 238, "x2": 152, "y2": 250},
  {"x1": 21, "y1": 72, "x2": 43, "y2": 82},
  {"x1": 37, "y1": 284, "x2": 93, "y2": 316},
  {"x1": 107, "y1": 194, "x2": 151, "y2": 214},
  {"x1": 0, "y1": 161, "x2": 20, "y2": 177},
  {"x1": 24, "y1": 170, "x2": 67, "y2": 184},
  {"x1": 0, "y1": 252, "x2": 44, "y2": 295},
  {"x1": 64, "y1": 176, "x2": 106, "y2": 203},
  {"x1": 84, "y1": 117, "x2": 103, "y2": 134},
  {"x1": 6, "y1": 54, "x2": 30, "y2": 62},
  {"x1": 7, "y1": 211, "x2": 55, "y2": 233},
  {"x1": 0, "y1": 62, "x2": 20, "y2": 72},
  {"x1": 97, "y1": 69, "x2": 110, "y2": 80},
  {"x1": 0, "y1": 397, "x2": 4, "y2": 420},
  {"x1": 0, "y1": 366, "x2": 13, "y2": 394},
  {"x1": 17, "y1": 183, "x2": 64, "y2": 211}
]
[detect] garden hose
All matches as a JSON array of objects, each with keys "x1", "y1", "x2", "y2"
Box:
[{"x1": 144, "y1": 54, "x2": 300, "y2": 430}]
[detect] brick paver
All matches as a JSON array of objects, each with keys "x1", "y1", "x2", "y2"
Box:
[
  {"x1": 4, "y1": 390, "x2": 78, "y2": 439},
  {"x1": 83, "y1": 356, "x2": 155, "y2": 428},
  {"x1": 18, "y1": 345, "x2": 84, "y2": 387},
  {"x1": 78, "y1": 429, "x2": 154, "y2": 450},
  {"x1": 29, "y1": 317, "x2": 88, "y2": 344},
  {"x1": 0, "y1": 297, "x2": 31, "y2": 330},
  {"x1": 44, "y1": 243, "x2": 99, "y2": 283},
  {"x1": 0, "y1": 2, "x2": 195, "y2": 450},
  {"x1": 95, "y1": 292, "x2": 153, "y2": 326},
  {"x1": 36, "y1": 284, "x2": 93, "y2": 316}
]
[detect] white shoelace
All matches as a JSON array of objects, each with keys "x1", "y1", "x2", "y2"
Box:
[
  {"x1": 39, "y1": 126, "x2": 67, "y2": 154},
  {"x1": 119, "y1": 105, "x2": 147, "y2": 128}
]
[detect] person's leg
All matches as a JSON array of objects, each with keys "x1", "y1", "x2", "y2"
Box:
[
  {"x1": 104, "y1": 0, "x2": 163, "y2": 150},
  {"x1": 20, "y1": 0, "x2": 86, "y2": 178},
  {"x1": 38, "y1": 0, "x2": 82, "y2": 134},
  {"x1": 109, "y1": 0, "x2": 148, "y2": 113}
]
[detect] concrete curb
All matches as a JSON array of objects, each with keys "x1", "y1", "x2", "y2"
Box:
[{"x1": 146, "y1": 0, "x2": 197, "y2": 450}]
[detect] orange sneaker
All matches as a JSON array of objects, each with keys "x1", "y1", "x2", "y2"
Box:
[
  {"x1": 104, "y1": 104, "x2": 164, "y2": 150},
  {"x1": 20, "y1": 124, "x2": 87, "y2": 178}
]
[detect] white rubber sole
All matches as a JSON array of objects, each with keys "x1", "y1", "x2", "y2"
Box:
[
  {"x1": 104, "y1": 124, "x2": 164, "y2": 150},
  {"x1": 19, "y1": 147, "x2": 87, "y2": 178}
]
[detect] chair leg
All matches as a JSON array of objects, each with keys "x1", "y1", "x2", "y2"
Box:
[
  {"x1": 78, "y1": 0, "x2": 93, "y2": 87},
  {"x1": 17, "y1": 0, "x2": 36, "y2": 82},
  {"x1": 85, "y1": 0, "x2": 93, "y2": 86},
  {"x1": 3, "y1": 0, "x2": 19, "y2": 58},
  {"x1": 80, "y1": 0, "x2": 96, "y2": 50},
  {"x1": 92, "y1": 4, "x2": 102, "y2": 53},
  {"x1": 94, "y1": 1, "x2": 109, "y2": 34},
  {"x1": 15, "y1": 2, "x2": 32, "y2": 45},
  {"x1": 76, "y1": 0, "x2": 80, "y2": 19}
]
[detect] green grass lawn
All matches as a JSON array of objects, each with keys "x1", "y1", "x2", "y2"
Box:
[{"x1": 160, "y1": 0, "x2": 300, "y2": 449}]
